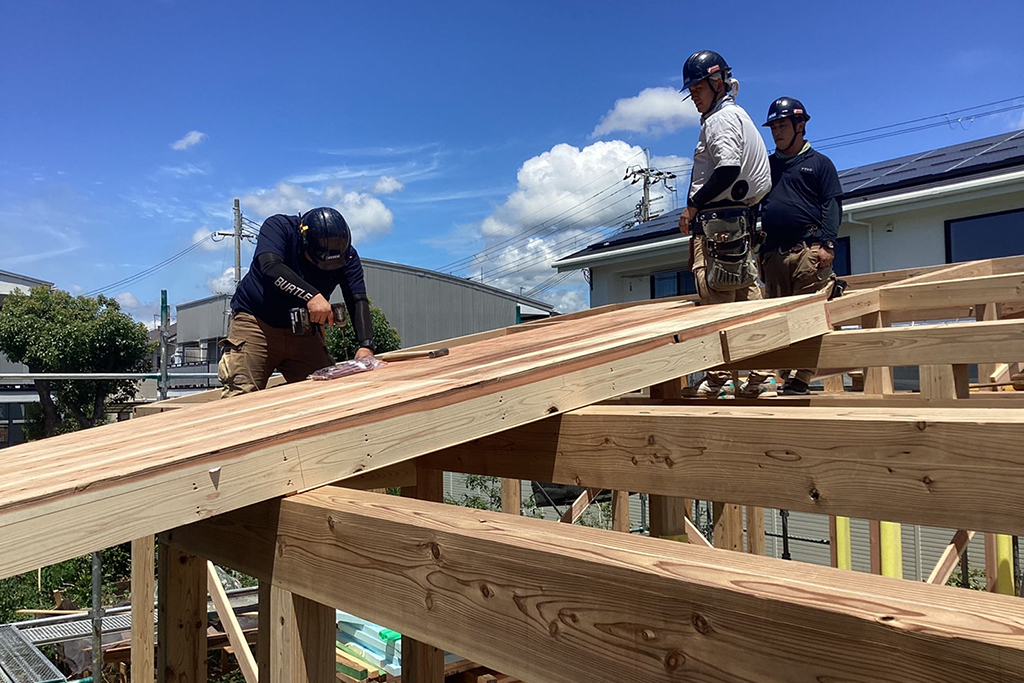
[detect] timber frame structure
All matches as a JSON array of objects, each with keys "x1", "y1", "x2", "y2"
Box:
[{"x1": 3, "y1": 255, "x2": 1024, "y2": 683}]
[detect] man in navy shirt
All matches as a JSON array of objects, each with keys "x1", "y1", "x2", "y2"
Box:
[
  {"x1": 759, "y1": 97, "x2": 844, "y2": 394},
  {"x1": 218, "y1": 207, "x2": 376, "y2": 397}
]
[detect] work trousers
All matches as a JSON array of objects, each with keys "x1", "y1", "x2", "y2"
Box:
[
  {"x1": 217, "y1": 312, "x2": 334, "y2": 398},
  {"x1": 691, "y1": 235, "x2": 770, "y2": 386},
  {"x1": 761, "y1": 243, "x2": 835, "y2": 385}
]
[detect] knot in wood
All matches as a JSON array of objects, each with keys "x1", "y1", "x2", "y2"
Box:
[
  {"x1": 922, "y1": 476, "x2": 933, "y2": 486},
  {"x1": 664, "y1": 650, "x2": 686, "y2": 672},
  {"x1": 647, "y1": 435, "x2": 657, "y2": 446},
  {"x1": 692, "y1": 613, "x2": 711, "y2": 634},
  {"x1": 327, "y1": 515, "x2": 336, "y2": 531},
  {"x1": 916, "y1": 421, "x2": 927, "y2": 431},
  {"x1": 428, "y1": 541, "x2": 441, "y2": 561},
  {"x1": 548, "y1": 621, "x2": 559, "y2": 637},
  {"x1": 424, "y1": 593, "x2": 435, "y2": 611},
  {"x1": 809, "y1": 488, "x2": 820, "y2": 501},
  {"x1": 640, "y1": 629, "x2": 656, "y2": 641},
  {"x1": 479, "y1": 583, "x2": 494, "y2": 599}
]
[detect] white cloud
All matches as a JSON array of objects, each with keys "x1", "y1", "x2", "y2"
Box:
[
  {"x1": 441, "y1": 140, "x2": 688, "y2": 313},
  {"x1": 161, "y1": 163, "x2": 206, "y2": 177},
  {"x1": 240, "y1": 182, "x2": 394, "y2": 241},
  {"x1": 208, "y1": 267, "x2": 240, "y2": 295},
  {"x1": 171, "y1": 130, "x2": 207, "y2": 151},
  {"x1": 191, "y1": 226, "x2": 233, "y2": 251},
  {"x1": 373, "y1": 175, "x2": 404, "y2": 194},
  {"x1": 115, "y1": 291, "x2": 141, "y2": 308},
  {"x1": 591, "y1": 87, "x2": 699, "y2": 138}
]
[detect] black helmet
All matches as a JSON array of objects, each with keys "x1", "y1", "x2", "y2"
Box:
[
  {"x1": 299, "y1": 207, "x2": 351, "y2": 270},
  {"x1": 681, "y1": 50, "x2": 731, "y2": 91},
  {"x1": 763, "y1": 97, "x2": 810, "y2": 127}
]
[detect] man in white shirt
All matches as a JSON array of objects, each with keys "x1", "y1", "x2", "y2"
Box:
[{"x1": 678, "y1": 50, "x2": 774, "y2": 397}]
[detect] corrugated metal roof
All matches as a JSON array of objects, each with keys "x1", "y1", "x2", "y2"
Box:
[{"x1": 559, "y1": 128, "x2": 1024, "y2": 263}]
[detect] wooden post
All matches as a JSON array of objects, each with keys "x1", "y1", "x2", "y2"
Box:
[
  {"x1": 647, "y1": 380, "x2": 690, "y2": 542},
  {"x1": 157, "y1": 543, "x2": 207, "y2": 683},
  {"x1": 401, "y1": 468, "x2": 446, "y2": 683},
  {"x1": 611, "y1": 491, "x2": 630, "y2": 533},
  {"x1": 500, "y1": 478, "x2": 521, "y2": 515},
  {"x1": 745, "y1": 506, "x2": 765, "y2": 555},
  {"x1": 131, "y1": 536, "x2": 155, "y2": 683},
  {"x1": 975, "y1": 302, "x2": 1002, "y2": 391},
  {"x1": 258, "y1": 583, "x2": 335, "y2": 683},
  {"x1": 712, "y1": 502, "x2": 743, "y2": 552},
  {"x1": 869, "y1": 521, "x2": 882, "y2": 575},
  {"x1": 829, "y1": 517, "x2": 852, "y2": 570},
  {"x1": 860, "y1": 311, "x2": 894, "y2": 394}
]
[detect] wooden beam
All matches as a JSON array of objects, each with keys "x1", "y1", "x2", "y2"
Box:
[
  {"x1": 258, "y1": 583, "x2": 334, "y2": 683},
  {"x1": 610, "y1": 491, "x2": 630, "y2": 533},
  {"x1": 860, "y1": 312, "x2": 893, "y2": 394},
  {"x1": 402, "y1": 468, "x2": 445, "y2": 683},
  {"x1": 163, "y1": 489, "x2": 1024, "y2": 683},
  {"x1": 920, "y1": 365, "x2": 970, "y2": 401},
  {"x1": 157, "y1": 543, "x2": 207, "y2": 683},
  {"x1": 720, "y1": 319, "x2": 1024, "y2": 371},
  {"x1": 131, "y1": 536, "x2": 155, "y2": 683},
  {"x1": 712, "y1": 503, "x2": 743, "y2": 552},
  {"x1": 559, "y1": 488, "x2": 603, "y2": 524},
  {"x1": 1, "y1": 294, "x2": 831, "y2": 581},
  {"x1": 500, "y1": 479, "x2": 521, "y2": 516},
  {"x1": 207, "y1": 563, "x2": 257, "y2": 683},
  {"x1": 880, "y1": 272, "x2": 1024, "y2": 312},
  {"x1": 422, "y1": 405, "x2": 1024, "y2": 536},
  {"x1": 745, "y1": 506, "x2": 765, "y2": 555},
  {"x1": 927, "y1": 530, "x2": 975, "y2": 585}
]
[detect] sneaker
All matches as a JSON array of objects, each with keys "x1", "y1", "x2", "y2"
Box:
[
  {"x1": 739, "y1": 376, "x2": 778, "y2": 398},
  {"x1": 781, "y1": 378, "x2": 810, "y2": 395},
  {"x1": 716, "y1": 380, "x2": 736, "y2": 400},
  {"x1": 693, "y1": 379, "x2": 725, "y2": 397}
]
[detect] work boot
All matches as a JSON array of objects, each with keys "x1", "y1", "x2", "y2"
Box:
[
  {"x1": 739, "y1": 376, "x2": 778, "y2": 398},
  {"x1": 782, "y1": 377, "x2": 811, "y2": 395}
]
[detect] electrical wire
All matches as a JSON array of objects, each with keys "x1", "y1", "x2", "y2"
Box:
[{"x1": 84, "y1": 234, "x2": 216, "y2": 297}]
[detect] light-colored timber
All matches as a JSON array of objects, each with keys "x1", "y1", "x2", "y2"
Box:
[
  {"x1": 422, "y1": 404, "x2": 1024, "y2": 535},
  {"x1": 162, "y1": 488, "x2": 1024, "y2": 683},
  {"x1": 0, "y1": 293, "x2": 831, "y2": 580}
]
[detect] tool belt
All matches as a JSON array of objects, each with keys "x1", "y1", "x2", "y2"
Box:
[{"x1": 697, "y1": 206, "x2": 760, "y2": 292}]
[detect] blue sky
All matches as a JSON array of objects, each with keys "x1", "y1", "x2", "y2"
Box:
[{"x1": 2, "y1": 0, "x2": 1023, "y2": 321}]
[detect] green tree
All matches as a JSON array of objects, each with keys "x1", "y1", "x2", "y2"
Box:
[
  {"x1": 325, "y1": 300, "x2": 401, "y2": 360},
  {"x1": 0, "y1": 286, "x2": 153, "y2": 438}
]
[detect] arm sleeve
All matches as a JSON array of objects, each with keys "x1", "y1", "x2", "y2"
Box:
[
  {"x1": 821, "y1": 197, "x2": 842, "y2": 242},
  {"x1": 350, "y1": 293, "x2": 374, "y2": 347},
  {"x1": 689, "y1": 166, "x2": 740, "y2": 209},
  {"x1": 339, "y1": 248, "x2": 374, "y2": 348},
  {"x1": 256, "y1": 252, "x2": 321, "y2": 303}
]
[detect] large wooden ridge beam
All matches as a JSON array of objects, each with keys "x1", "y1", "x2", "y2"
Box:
[
  {"x1": 0, "y1": 294, "x2": 829, "y2": 580},
  {"x1": 423, "y1": 405, "x2": 1024, "y2": 536},
  {"x1": 163, "y1": 488, "x2": 1024, "y2": 683}
]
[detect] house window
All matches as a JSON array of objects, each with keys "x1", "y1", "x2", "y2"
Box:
[
  {"x1": 651, "y1": 270, "x2": 698, "y2": 298},
  {"x1": 945, "y1": 208, "x2": 1024, "y2": 263},
  {"x1": 833, "y1": 236, "x2": 851, "y2": 277}
]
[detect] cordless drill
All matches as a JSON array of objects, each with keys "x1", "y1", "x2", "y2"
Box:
[{"x1": 289, "y1": 302, "x2": 346, "y2": 334}]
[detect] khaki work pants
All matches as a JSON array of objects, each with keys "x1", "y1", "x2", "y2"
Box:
[
  {"x1": 217, "y1": 312, "x2": 335, "y2": 398},
  {"x1": 691, "y1": 235, "x2": 770, "y2": 387},
  {"x1": 761, "y1": 244, "x2": 835, "y2": 385}
]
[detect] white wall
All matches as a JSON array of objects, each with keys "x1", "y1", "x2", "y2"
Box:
[
  {"x1": 841, "y1": 190, "x2": 1024, "y2": 274},
  {"x1": 589, "y1": 248, "x2": 690, "y2": 307}
]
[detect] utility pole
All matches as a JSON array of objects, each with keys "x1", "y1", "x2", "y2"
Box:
[
  {"x1": 623, "y1": 149, "x2": 676, "y2": 227},
  {"x1": 159, "y1": 290, "x2": 169, "y2": 401},
  {"x1": 233, "y1": 198, "x2": 242, "y2": 286}
]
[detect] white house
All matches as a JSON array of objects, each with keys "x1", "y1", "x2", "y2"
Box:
[{"x1": 555, "y1": 129, "x2": 1024, "y2": 306}]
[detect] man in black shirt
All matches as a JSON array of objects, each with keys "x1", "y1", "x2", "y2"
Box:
[
  {"x1": 218, "y1": 207, "x2": 376, "y2": 397},
  {"x1": 759, "y1": 97, "x2": 844, "y2": 394}
]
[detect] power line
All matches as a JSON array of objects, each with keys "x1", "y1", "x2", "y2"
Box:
[{"x1": 84, "y1": 233, "x2": 216, "y2": 297}]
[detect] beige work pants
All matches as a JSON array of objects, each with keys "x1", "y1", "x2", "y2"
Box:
[{"x1": 217, "y1": 312, "x2": 335, "y2": 398}]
